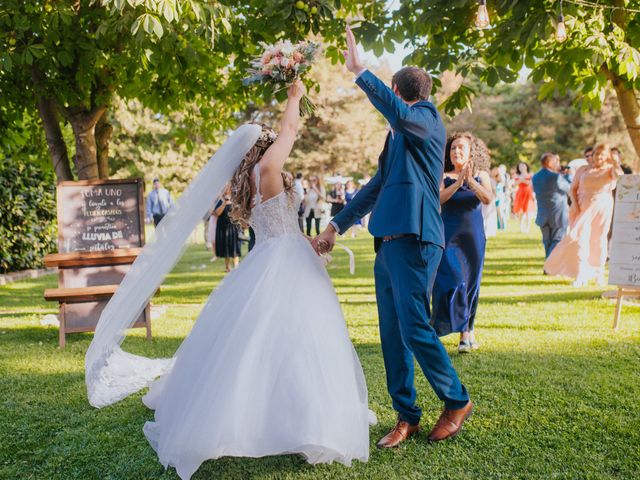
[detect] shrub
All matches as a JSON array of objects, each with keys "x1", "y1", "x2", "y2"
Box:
[{"x1": 0, "y1": 158, "x2": 57, "y2": 273}]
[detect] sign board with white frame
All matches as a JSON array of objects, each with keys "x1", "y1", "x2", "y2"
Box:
[{"x1": 608, "y1": 174, "x2": 640, "y2": 329}]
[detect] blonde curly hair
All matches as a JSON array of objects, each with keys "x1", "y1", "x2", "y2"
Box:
[{"x1": 229, "y1": 123, "x2": 295, "y2": 227}]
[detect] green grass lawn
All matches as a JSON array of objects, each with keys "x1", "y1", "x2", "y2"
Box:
[{"x1": 1, "y1": 226, "x2": 639, "y2": 479}]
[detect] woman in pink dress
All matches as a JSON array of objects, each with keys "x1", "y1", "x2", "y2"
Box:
[
  {"x1": 512, "y1": 162, "x2": 535, "y2": 233},
  {"x1": 544, "y1": 143, "x2": 623, "y2": 286}
]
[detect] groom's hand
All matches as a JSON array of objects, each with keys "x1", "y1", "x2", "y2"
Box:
[
  {"x1": 311, "y1": 225, "x2": 337, "y2": 255},
  {"x1": 343, "y1": 24, "x2": 365, "y2": 75}
]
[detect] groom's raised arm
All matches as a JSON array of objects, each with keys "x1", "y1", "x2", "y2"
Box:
[
  {"x1": 331, "y1": 170, "x2": 382, "y2": 234},
  {"x1": 355, "y1": 70, "x2": 437, "y2": 141}
]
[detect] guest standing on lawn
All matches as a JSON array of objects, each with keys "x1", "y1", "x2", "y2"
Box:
[
  {"x1": 146, "y1": 178, "x2": 173, "y2": 227},
  {"x1": 512, "y1": 162, "x2": 535, "y2": 233},
  {"x1": 532, "y1": 152, "x2": 572, "y2": 260},
  {"x1": 344, "y1": 180, "x2": 361, "y2": 237},
  {"x1": 214, "y1": 184, "x2": 242, "y2": 272},
  {"x1": 327, "y1": 181, "x2": 346, "y2": 218},
  {"x1": 207, "y1": 200, "x2": 219, "y2": 262},
  {"x1": 544, "y1": 143, "x2": 623, "y2": 286},
  {"x1": 431, "y1": 132, "x2": 493, "y2": 353},
  {"x1": 303, "y1": 175, "x2": 325, "y2": 236},
  {"x1": 492, "y1": 167, "x2": 507, "y2": 231}
]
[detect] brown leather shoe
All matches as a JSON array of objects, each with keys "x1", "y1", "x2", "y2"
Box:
[
  {"x1": 376, "y1": 419, "x2": 420, "y2": 449},
  {"x1": 427, "y1": 401, "x2": 474, "y2": 442}
]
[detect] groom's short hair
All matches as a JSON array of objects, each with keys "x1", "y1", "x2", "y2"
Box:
[{"x1": 392, "y1": 67, "x2": 432, "y2": 102}]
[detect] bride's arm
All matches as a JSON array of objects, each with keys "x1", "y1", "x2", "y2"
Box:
[{"x1": 259, "y1": 80, "x2": 304, "y2": 180}]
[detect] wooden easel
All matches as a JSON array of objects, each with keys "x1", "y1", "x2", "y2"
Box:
[
  {"x1": 43, "y1": 179, "x2": 155, "y2": 347},
  {"x1": 612, "y1": 286, "x2": 640, "y2": 331},
  {"x1": 608, "y1": 174, "x2": 640, "y2": 332},
  {"x1": 44, "y1": 248, "x2": 154, "y2": 347}
]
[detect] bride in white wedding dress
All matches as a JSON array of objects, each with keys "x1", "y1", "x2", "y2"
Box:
[{"x1": 86, "y1": 81, "x2": 373, "y2": 480}]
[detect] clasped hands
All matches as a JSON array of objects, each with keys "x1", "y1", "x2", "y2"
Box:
[{"x1": 455, "y1": 161, "x2": 475, "y2": 188}]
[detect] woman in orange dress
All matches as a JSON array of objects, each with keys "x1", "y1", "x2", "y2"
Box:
[
  {"x1": 512, "y1": 162, "x2": 535, "y2": 233},
  {"x1": 544, "y1": 143, "x2": 623, "y2": 286}
]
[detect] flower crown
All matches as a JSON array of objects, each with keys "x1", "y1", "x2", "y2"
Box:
[{"x1": 255, "y1": 128, "x2": 278, "y2": 148}]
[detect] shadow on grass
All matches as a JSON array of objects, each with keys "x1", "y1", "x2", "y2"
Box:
[
  {"x1": 480, "y1": 279, "x2": 566, "y2": 288},
  {"x1": 484, "y1": 259, "x2": 543, "y2": 266},
  {"x1": 339, "y1": 290, "x2": 606, "y2": 307},
  {"x1": 481, "y1": 290, "x2": 606, "y2": 304},
  {"x1": 1, "y1": 339, "x2": 639, "y2": 479}
]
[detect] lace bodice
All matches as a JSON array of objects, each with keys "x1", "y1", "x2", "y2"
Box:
[{"x1": 248, "y1": 165, "x2": 301, "y2": 244}]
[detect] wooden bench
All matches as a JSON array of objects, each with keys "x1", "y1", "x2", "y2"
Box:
[
  {"x1": 44, "y1": 285, "x2": 119, "y2": 302},
  {"x1": 44, "y1": 248, "x2": 154, "y2": 347},
  {"x1": 44, "y1": 249, "x2": 141, "y2": 268}
]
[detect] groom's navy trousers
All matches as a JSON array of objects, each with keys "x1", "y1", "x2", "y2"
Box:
[
  {"x1": 332, "y1": 70, "x2": 469, "y2": 425},
  {"x1": 375, "y1": 236, "x2": 468, "y2": 424}
]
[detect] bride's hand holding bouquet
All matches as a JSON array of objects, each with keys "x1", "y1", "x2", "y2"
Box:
[{"x1": 287, "y1": 78, "x2": 306, "y2": 102}]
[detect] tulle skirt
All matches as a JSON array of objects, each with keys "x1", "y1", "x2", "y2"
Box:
[{"x1": 142, "y1": 233, "x2": 372, "y2": 479}]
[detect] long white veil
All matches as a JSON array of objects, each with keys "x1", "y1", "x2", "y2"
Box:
[{"x1": 85, "y1": 124, "x2": 262, "y2": 408}]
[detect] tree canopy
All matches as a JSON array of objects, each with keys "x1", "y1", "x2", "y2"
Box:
[
  {"x1": 379, "y1": 0, "x2": 640, "y2": 169},
  {"x1": 0, "y1": 0, "x2": 365, "y2": 181},
  {"x1": 1, "y1": 0, "x2": 639, "y2": 181},
  {"x1": 441, "y1": 74, "x2": 635, "y2": 168}
]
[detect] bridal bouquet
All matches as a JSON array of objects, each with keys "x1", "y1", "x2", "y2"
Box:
[{"x1": 243, "y1": 40, "x2": 320, "y2": 116}]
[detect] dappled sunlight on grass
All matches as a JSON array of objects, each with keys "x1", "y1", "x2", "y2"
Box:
[{"x1": 0, "y1": 226, "x2": 639, "y2": 478}]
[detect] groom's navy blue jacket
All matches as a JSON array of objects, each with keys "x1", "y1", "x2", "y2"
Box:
[{"x1": 332, "y1": 70, "x2": 446, "y2": 248}]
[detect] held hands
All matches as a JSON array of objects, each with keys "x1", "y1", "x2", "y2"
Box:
[
  {"x1": 311, "y1": 224, "x2": 337, "y2": 255},
  {"x1": 343, "y1": 24, "x2": 365, "y2": 75}
]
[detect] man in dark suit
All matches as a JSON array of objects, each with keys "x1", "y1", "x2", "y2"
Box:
[
  {"x1": 532, "y1": 153, "x2": 572, "y2": 259},
  {"x1": 312, "y1": 26, "x2": 472, "y2": 448}
]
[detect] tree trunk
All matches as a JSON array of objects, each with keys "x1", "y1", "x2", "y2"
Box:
[
  {"x1": 95, "y1": 111, "x2": 113, "y2": 179},
  {"x1": 31, "y1": 67, "x2": 73, "y2": 183},
  {"x1": 34, "y1": 96, "x2": 73, "y2": 184},
  {"x1": 609, "y1": 0, "x2": 640, "y2": 172},
  {"x1": 68, "y1": 106, "x2": 106, "y2": 180},
  {"x1": 610, "y1": 78, "x2": 640, "y2": 173}
]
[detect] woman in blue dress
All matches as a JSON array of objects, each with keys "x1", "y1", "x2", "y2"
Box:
[{"x1": 431, "y1": 132, "x2": 494, "y2": 353}]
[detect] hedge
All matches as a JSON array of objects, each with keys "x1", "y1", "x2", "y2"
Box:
[{"x1": 0, "y1": 158, "x2": 57, "y2": 273}]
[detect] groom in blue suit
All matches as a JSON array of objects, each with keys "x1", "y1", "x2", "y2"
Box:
[
  {"x1": 313, "y1": 26, "x2": 472, "y2": 448},
  {"x1": 532, "y1": 153, "x2": 572, "y2": 259}
]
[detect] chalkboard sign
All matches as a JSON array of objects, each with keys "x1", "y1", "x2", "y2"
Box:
[
  {"x1": 56, "y1": 179, "x2": 145, "y2": 253},
  {"x1": 609, "y1": 174, "x2": 640, "y2": 287}
]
